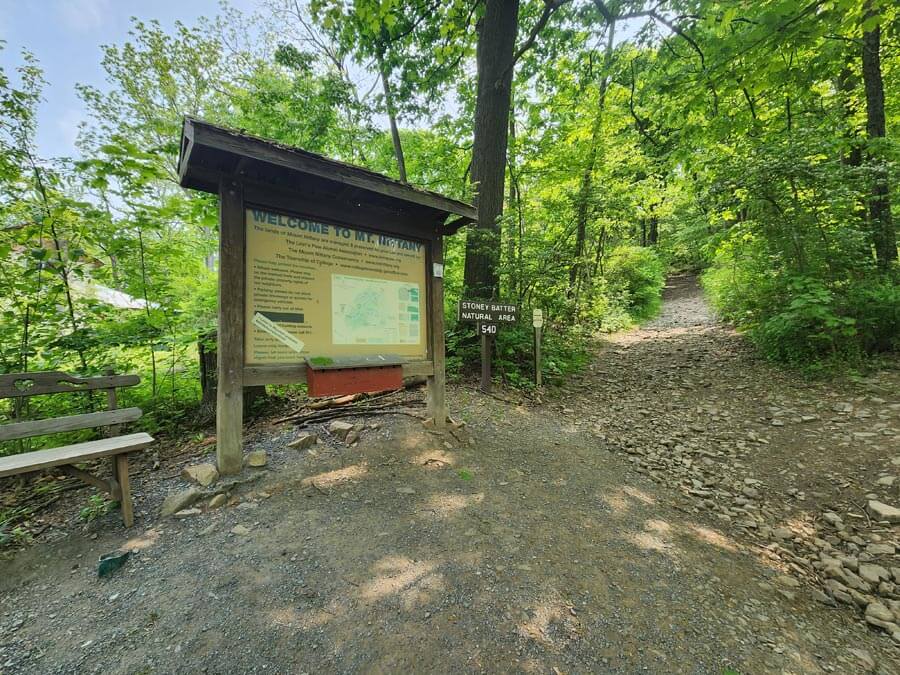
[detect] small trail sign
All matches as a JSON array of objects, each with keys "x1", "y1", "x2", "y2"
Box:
[
  {"x1": 532, "y1": 309, "x2": 544, "y2": 386},
  {"x1": 458, "y1": 301, "x2": 518, "y2": 323},
  {"x1": 458, "y1": 300, "x2": 518, "y2": 393}
]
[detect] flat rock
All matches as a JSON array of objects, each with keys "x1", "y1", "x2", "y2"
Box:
[
  {"x1": 848, "y1": 648, "x2": 875, "y2": 671},
  {"x1": 866, "y1": 543, "x2": 895, "y2": 556},
  {"x1": 246, "y1": 450, "x2": 267, "y2": 467},
  {"x1": 174, "y1": 508, "x2": 202, "y2": 519},
  {"x1": 231, "y1": 524, "x2": 251, "y2": 536},
  {"x1": 775, "y1": 574, "x2": 800, "y2": 588},
  {"x1": 288, "y1": 433, "x2": 317, "y2": 449},
  {"x1": 822, "y1": 511, "x2": 843, "y2": 527},
  {"x1": 160, "y1": 488, "x2": 205, "y2": 517},
  {"x1": 181, "y1": 463, "x2": 219, "y2": 487},
  {"x1": 328, "y1": 420, "x2": 354, "y2": 439},
  {"x1": 208, "y1": 494, "x2": 227, "y2": 509},
  {"x1": 396, "y1": 486, "x2": 416, "y2": 495},
  {"x1": 859, "y1": 563, "x2": 890, "y2": 584},
  {"x1": 772, "y1": 527, "x2": 793, "y2": 540},
  {"x1": 867, "y1": 500, "x2": 900, "y2": 523},
  {"x1": 865, "y1": 601, "x2": 897, "y2": 626}
]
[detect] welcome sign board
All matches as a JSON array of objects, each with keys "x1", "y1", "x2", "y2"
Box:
[{"x1": 245, "y1": 207, "x2": 428, "y2": 364}]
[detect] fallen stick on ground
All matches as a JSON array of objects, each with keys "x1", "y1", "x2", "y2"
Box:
[
  {"x1": 276, "y1": 395, "x2": 423, "y2": 425},
  {"x1": 293, "y1": 407, "x2": 425, "y2": 429},
  {"x1": 274, "y1": 379, "x2": 426, "y2": 424}
]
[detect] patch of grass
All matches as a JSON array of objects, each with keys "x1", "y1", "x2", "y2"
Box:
[
  {"x1": 457, "y1": 469, "x2": 473, "y2": 481},
  {"x1": 0, "y1": 525, "x2": 32, "y2": 547},
  {"x1": 308, "y1": 356, "x2": 334, "y2": 366},
  {"x1": 79, "y1": 493, "x2": 115, "y2": 522}
]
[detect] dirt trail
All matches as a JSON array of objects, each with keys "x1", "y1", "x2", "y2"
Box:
[{"x1": 2, "y1": 277, "x2": 899, "y2": 674}]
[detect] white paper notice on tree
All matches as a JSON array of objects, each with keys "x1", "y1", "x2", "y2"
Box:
[
  {"x1": 251, "y1": 312, "x2": 305, "y2": 353},
  {"x1": 331, "y1": 274, "x2": 421, "y2": 346}
]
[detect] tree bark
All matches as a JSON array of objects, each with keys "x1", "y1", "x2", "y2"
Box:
[
  {"x1": 569, "y1": 19, "x2": 616, "y2": 307},
  {"x1": 378, "y1": 52, "x2": 408, "y2": 183},
  {"x1": 463, "y1": 0, "x2": 519, "y2": 299},
  {"x1": 506, "y1": 89, "x2": 521, "y2": 299},
  {"x1": 861, "y1": 3, "x2": 896, "y2": 268},
  {"x1": 648, "y1": 215, "x2": 658, "y2": 246}
]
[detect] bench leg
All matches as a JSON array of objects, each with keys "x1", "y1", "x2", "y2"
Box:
[
  {"x1": 115, "y1": 454, "x2": 134, "y2": 528},
  {"x1": 108, "y1": 457, "x2": 121, "y2": 501}
]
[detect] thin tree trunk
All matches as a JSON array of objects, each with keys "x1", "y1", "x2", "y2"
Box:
[
  {"x1": 569, "y1": 19, "x2": 616, "y2": 308},
  {"x1": 506, "y1": 91, "x2": 520, "y2": 300},
  {"x1": 835, "y1": 60, "x2": 867, "y2": 226},
  {"x1": 377, "y1": 52, "x2": 407, "y2": 183},
  {"x1": 861, "y1": 3, "x2": 896, "y2": 268},
  {"x1": 463, "y1": 0, "x2": 519, "y2": 299},
  {"x1": 137, "y1": 228, "x2": 158, "y2": 398},
  {"x1": 29, "y1": 162, "x2": 88, "y2": 371}
]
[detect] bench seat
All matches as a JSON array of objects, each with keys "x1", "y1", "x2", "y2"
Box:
[{"x1": 0, "y1": 433, "x2": 154, "y2": 478}]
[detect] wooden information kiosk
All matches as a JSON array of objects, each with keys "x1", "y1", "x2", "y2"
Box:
[{"x1": 178, "y1": 118, "x2": 475, "y2": 474}]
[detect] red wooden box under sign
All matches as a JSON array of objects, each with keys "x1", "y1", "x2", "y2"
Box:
[{"x1": 306, "y1": 365, "x2": 403, "y2": 397}]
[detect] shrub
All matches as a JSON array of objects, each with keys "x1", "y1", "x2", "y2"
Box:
[
  {"x1": 577, "y1": 277, "x2": 635, "y2": 332},
  {"x1": 751, "y1": 276, "x2": 859, "y2": 365},
  {"x1": 840, "y1": 276, "x2": 900, "y2": 354},
  {"x1": 704, "y1": 250, "x2": 900, "y2": 368},
  {"x1": 604, "y1": 245, "x2": 666, "y2": 320},
  {"x1": 445, "y1": 318, "x2": 590, "y2": 387}
]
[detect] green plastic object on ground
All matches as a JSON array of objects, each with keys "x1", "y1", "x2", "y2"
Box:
[{"x1": 97, "y1": 550, "x2": 130, "y2": 578}]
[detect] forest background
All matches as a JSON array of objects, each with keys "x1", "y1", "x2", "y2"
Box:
[{"x1": 1, "y1": 0, "x2": 897, "y2": 450}]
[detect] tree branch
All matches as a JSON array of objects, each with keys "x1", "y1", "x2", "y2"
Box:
[
  {"x1": 511, "y1": 0, "x2": 575, "y2": 67},
  {"x1": 649, "y1": 10, "x2": 705, "y2": 68}
]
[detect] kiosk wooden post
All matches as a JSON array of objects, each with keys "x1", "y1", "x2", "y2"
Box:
[
  {"x1": 216, "y1": 179, "x2": 245, "y2": 474},
  {"x1": 426, "y1": 236, "x2": 447, "y2": 428},
  {"x1": 179, "y1": 119, "x2": 473, "y2": 473}
]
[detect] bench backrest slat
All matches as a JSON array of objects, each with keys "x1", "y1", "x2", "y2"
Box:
[
  {"x1": 0, "y1": 371, "x2": 140, "y2": 398},
  {"x1": 0, "y1": 407, "x2": 144, "y2": 442}
]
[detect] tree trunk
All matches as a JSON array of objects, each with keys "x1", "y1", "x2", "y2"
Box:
[
  {"x1": 861, "y1": 4, "x2": 896, "y2": 268},
  {"x1": 463, "y1": 0, "x2": 519, "y2": 299},
  {"x1": 569, "y1": 19, "x2": 616, "y2": 303},
  {"x1": 198, "y1": 330, "x2": 266, "y2": 421},
  {"x1": 378, "y1": 53, "x2": 408, "y2": 183},
  {"x1": 506, "y1": 91, "x2": 520, "y2": 300}
]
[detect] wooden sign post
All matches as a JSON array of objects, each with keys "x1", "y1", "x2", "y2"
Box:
[
  {"x1": 458, "y1": 301, "x2": 518, "y2": 394},
  {"x1": 178, "y1": 118, "x2": 475, "y2": 474},
  {"x1": 532, "y1": 308, "x2": 543, "y2": 387}
]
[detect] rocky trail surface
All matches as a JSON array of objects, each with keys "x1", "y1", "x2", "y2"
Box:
[{"x1": 2, "y1": 276, "x2": 899, "y2": 674}]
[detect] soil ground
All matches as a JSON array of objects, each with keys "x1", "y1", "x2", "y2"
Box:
[{"x1": 2, "y1": 277, "x2": 899, "y2": 674}]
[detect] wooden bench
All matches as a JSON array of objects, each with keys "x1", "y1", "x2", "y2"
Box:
[{"x1": 0, "y1": 371, "x2": 154, "y2": 527}]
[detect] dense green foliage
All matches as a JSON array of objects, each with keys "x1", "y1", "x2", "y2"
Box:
[{"x1": 1, "y1": 0, "x2": 897, "y2": 454}]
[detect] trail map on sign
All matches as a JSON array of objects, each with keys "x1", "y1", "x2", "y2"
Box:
[
  {"x1": 244, "y1": 207, "x2": 427, "y2": 364},
  {"x1": 332, "y1": 274, "x2": 420, "y2": 345}
]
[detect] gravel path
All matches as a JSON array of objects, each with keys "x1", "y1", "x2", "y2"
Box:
[{"x1": 2, "y1": 277, "x2": 898, "y2": 674}]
